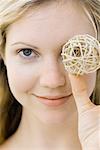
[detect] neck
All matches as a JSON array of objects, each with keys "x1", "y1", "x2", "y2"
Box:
[{"x1": 13, "y1": 107, "x2": 81, "y2": 149}]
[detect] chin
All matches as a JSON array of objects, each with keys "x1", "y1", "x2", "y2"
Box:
[
  {"x1": 32, "y1": 95, "x2": 75, "y2": 125},
  {"x1": 34, "y1": 109, "x2": 69, "y2": 125}
]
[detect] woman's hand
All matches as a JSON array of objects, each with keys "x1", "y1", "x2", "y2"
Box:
[{"x1": 68, "y1": 74, "x2": 100, "y2": 150}]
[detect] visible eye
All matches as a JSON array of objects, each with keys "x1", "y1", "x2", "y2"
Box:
[{"x1": 18, "y1": 48, "x2": 39, "y2": 60}]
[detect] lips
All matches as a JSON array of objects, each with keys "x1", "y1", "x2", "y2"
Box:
[
  {"x1": 35, "y1": 95, "x2": 70, "y2": 100},
  {"x1": 33, "y1": 94, "x2": 72, "y2": 107}
]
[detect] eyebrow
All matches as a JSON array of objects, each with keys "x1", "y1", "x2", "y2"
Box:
[
  {"x1": 11, "y1": 42, "x2": 40, "y2": 50},
  {"x1": 11, "y1": 41, "x2": 66, "y2": 51}
]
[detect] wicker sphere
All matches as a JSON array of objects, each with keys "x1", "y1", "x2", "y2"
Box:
[{"x1": 61, "y1": 34, "x2": 100, "y2": 75}]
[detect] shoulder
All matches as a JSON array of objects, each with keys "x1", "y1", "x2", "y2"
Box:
[
  {"x1": 0, "y1": 140, "x2": 12, "y2": 150},
  {"x1": 0, "y1": 145, "x2": 6, "y2": 150},
  {"x1": 0, "y1": 136, "x2": 18, "y2": 150},
  {"x1": 0, "y1": 143, "x2": 9, "y2": 150}
]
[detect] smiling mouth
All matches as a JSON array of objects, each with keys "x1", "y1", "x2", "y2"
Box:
[
  {"x1": 33, "y1": 94, "x2": 72, "y2": 107},
  {"x1": 33, "y1": 92, "x2": 72, "y2": 100},
  {"x1": 35, "y1": 95, "x2": 71, "y2": 100}
]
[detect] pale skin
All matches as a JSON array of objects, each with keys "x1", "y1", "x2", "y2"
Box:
[{"x1": 0, "y1": 1, "x2": 100, "y2": 150}]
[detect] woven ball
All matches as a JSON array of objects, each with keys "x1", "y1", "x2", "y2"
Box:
[{"x1": 61, "y1": 34, "x2": 100, "y2": 75}]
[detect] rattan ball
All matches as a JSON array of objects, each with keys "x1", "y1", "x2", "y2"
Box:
[{"x1": 61, "y1": 34, "x2": 100, "y2": 75}]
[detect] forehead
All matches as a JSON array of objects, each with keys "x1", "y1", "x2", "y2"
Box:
[{"x1": 6, "y1": 1, "x2": 95, "y2": 48}]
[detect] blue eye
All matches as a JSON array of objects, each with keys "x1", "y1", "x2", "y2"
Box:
[{"x1": 18, "y1": 48, "x2": 39, "y2": 60}]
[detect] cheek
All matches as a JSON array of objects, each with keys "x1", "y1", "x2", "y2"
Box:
[
  {"x1": 84, "y1": 72, "x2": 96, "y2": 96},
  {"x1": 6, "y1": 64, "x2": 39, "y2": 94}
]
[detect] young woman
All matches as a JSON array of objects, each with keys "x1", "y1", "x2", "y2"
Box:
[{"x1": 0, "y1": 0, "x2": 100, "y2": 149}]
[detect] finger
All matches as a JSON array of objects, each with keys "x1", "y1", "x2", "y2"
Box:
[{"x1": 68, "y1": 73, "x2": 95, "y2": 112}]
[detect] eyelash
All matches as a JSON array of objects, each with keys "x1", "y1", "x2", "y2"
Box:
[{"x1": 17, "y1": 48, "x2": 39, "y2": 60}]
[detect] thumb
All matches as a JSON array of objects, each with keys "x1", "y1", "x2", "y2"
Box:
[{"x1": 68, "y1": 73, "x2": 94, "y2": 113}]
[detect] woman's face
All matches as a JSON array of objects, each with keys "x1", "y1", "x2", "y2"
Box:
[{"x1": 5, "y1": 1, "x2": 96, "y2": 124}]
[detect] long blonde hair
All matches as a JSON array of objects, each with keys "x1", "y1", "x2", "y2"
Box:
[{"x1": 0, "y1": 0, "x2": 100, "y2": 145}]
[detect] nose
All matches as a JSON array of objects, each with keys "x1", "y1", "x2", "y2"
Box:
[{"x1": 39, "y1": 60, "x2": 66, "y2": 89}]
